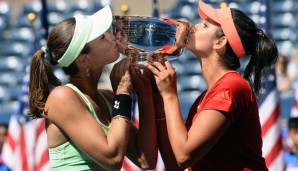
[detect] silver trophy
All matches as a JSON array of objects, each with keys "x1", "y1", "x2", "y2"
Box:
[{"x1": 112, "y1": 16, "x2": 190, "y2": 67}]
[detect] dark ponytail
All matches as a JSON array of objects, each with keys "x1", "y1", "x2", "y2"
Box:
[
  {"x1": 243, "y1": 29, "x2": 278, "y2": 98},
  {"x1": 28, "y1": 49, "x2": 61, "y2": 119},
  {"x1": 28, "y1": 18, "x2": 76, "y2": 119},
  {"x1": 28, "y1": 17, "x2": 92, "y2": 118},
  {"x1": 231, "y1": 9, "x2": 278, "y2": 98},
  {"x1": 28, "y1": 16, "x2": 99, "y2": 118}
]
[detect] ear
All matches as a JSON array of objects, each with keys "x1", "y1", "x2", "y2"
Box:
[
  {"x1": 214, "y1": 36, "x2": 228, "y2": 50},
  {"x1": 77, "y1": 54, "x2": 90, "y2": 65},
  {"x1": 214, "y1": 36, "x2": 228, "y2": 56}
]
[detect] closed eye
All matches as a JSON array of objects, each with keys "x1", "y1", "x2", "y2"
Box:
[{"x1": 202, "y1": 20, "x2": 208, "y2": 28}]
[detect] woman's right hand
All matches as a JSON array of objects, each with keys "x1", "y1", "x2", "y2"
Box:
[
  {"x1": 144, "y1": 61, "x2": 178, "y2": 99},
  {"x1": 175, "y1": 21, "x2": 192, "y2": 49},
  {"x1": 110, "y1": 58, "x2": 132, "y2": 95}
]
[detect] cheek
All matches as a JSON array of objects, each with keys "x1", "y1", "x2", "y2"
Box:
[
  {"x1": 110, "y1": 52, "x2": 120, "y2": 63},
  {"x1": 105, "y1": 48, "x2": 120, "y2": 63},
  {"x1": 193, "y1": 33, "x2": 211, "y2": 51},
  {"x1": 294, "y1": 134, "x2": 298, "y2": 142},
  {"x1": 290, "y1": 133, "x2": 298, "y2": 144}
]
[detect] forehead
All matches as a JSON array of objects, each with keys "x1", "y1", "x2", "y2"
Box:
[
  {"x1": 289, "y1": 128, "x2": 298, "y2": 132},
  {"x1": 0, "y1": 126, "x2": 7, "y2": 133}
]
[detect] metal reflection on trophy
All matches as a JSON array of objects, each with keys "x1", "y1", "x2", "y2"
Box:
[{"x1": 112, "y1": 16, "x2": 189, "y2": 67}]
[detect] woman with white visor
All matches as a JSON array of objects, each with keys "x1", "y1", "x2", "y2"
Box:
[{"x1": 28, "y1": 6, "x2": 157, "y2": 170}]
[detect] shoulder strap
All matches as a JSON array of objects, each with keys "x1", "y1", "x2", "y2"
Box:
[
  {"x1": 98, "y1": 91, "x2": 112, "y2": 117},
  {"x1": 65, "y1": 84, "x2": 92, "y2": 108},
  {"x1": 65, "y1": 84, "x2": 110, "y2": 130}
]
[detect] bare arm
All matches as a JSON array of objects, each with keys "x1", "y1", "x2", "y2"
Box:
[
  {"x1": 162, "y1": 95, "x2": 231, "y2": 169},
  {"x1": 46, "y1": 58, "x2": 133, "y2": 170},
  {"x1": 145, "y1": 61, "x2": 231, "y2": 169},
  {"x1": 153, "y1": 87, "x2": 182, "y2": 170},
  {"x1": 125, "y1": 68, "x2": 158, "y2": 169},
  {"x1": 46, "y1": 86, "x2": 131, "y2": 170}
]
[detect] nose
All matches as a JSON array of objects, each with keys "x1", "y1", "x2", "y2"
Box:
[
  {"x1": 188, "y1": 25, "x2": 195, "y2": 34},
  {"x1": 188, "y1": 23, "x2": 197, "y2": 34}
]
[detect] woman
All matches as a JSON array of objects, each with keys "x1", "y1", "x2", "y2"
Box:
[
  {"x1": 284, "y1": 117, "x2": 298, "y2": 170},
  {"x1": 28, "y1": 6, "x2": 157, "y2": 170},
  {"x1": 145, "y1": 1, "x2": 277, "y2": 170},
  {"x1": 276, "y1": 53, "x2": 291, "y2": 94}
]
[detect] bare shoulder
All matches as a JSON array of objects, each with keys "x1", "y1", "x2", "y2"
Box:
[
  {"x1": 48, "y1": 86, "x2": 77, "y2": 100},
  {"x1": 46, "y1": 86, "x2": 85, "y2": 121}
]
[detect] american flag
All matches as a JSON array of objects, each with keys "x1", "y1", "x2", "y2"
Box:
[
  {"x1": 291, "y1": 88, "x2": 298, "y2": 117},
  {"x1": 258, "y1": 69, "x2": 284, "y2": 171},
  {"x1": 1, "y1": 71, "x2": 50, "y2": 171},
  {"x1": 257, "y1": 0, "x2": 284, "y2": 170},
  {"x1": 1, "y1": 0, "x2": 51, "y2": 170}
]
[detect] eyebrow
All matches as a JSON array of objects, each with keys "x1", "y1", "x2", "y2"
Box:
[{"x1": 206, "y1": 18, "x2": 220, "y2": 26}]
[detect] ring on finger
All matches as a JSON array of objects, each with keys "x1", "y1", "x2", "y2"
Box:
[{"x1": 185, "y1": 38, "x2": 189, "y2": 44}]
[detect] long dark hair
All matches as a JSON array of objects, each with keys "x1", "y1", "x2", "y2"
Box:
[
  {"x1": 221, "y1": 8, "x2": 278, "y2": 98},
  {"x1": 28, "y1": 18, "x2": 90, "y2": 119}
]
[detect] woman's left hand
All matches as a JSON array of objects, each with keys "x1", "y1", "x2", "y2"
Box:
[
  {"x1": 110, "y1": 57, "x2": 132, "y2": 95},
  {"x1": 130, "y1": 66, "x2": 154, "y2": 96},
  {"x1": 143, "y1": 61, "x2": 177, "y2": 98}
]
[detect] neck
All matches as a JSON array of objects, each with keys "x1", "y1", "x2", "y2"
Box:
[
  {"x1": 200, "y1": 56, "x2": 230, "y2": 90},
  {"x1": 69, "y1": 77, "x2": 99, "y2": 99},
  {"x1": 68, "y1": 68, "x2": 103, "y2": 97}
]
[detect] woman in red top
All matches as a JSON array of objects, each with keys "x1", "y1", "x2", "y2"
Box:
[{"x1": 145, "y1": 1, "x2": 278, "y2": 170}]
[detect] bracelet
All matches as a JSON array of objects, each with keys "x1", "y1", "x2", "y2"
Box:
[
  {"x1": 112, "y1": 94, "x2": 132, "y2": 120},
  {"x1": 113, "y1": 115, "x2": 132, "y2": 126},
  {"x1": 113, "y1": 115, "x2": 130, "y2": 121}
]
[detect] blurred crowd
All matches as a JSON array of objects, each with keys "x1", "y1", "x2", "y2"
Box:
[{"x1": 276, "y1": 49, "x2": 298, "y2": 97}]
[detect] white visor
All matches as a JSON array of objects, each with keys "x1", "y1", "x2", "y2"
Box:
[{"x1": 58, "y1": 6, "x2": 113, "y2": 67}]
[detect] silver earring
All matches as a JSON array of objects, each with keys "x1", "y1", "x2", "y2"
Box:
[{"x1": 86, "y1": 64, "x2": 91, "y2": 77}]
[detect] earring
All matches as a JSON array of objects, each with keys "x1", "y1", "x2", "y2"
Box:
[{"x1": 86, "y1": 63, "x2": 91, "y2": 77}]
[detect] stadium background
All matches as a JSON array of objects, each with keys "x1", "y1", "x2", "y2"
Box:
[{"x1": 0, "y1": 0, "x2": 297, "y2": 123}]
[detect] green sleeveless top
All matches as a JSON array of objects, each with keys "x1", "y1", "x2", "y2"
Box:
[{"x1": 49, "y1": 83, "x2": 112, "y2": 171}]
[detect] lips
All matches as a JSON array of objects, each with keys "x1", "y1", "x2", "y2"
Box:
[{"x1": 116, "y1": 41, "x2": 127, "y2": 52}]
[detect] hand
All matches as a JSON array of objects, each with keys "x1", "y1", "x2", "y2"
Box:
[
  {"x1": 175, "y1": 21, "x2": 191, "y2": 48},
  {"x1": 147, "y1": 52, "x2": 167, "y2": 64},
  {"x1": 143, "y1": 61, "x2": 177, "y2": 98},
  {"x1": 125, "y1": 47, "x2": 140, "y2": 62},
  {"x1": 110, "y1": 58, "x2": 132, "y2": 95},
  {"x1": 130, "y1": 65, "x2": 154, "y2": 96},
  {"x1": 116, "y1": 31, "x2": 128, "y2": 52}
]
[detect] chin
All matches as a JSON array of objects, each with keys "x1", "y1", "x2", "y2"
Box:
[
  {"x1": 186, "y1": 45, "x2": 194, "y2": 53},
  {"x1": 111, "y1": 53, "x2": 121, "y2": 62},
  {"x1": 186, "y1": 43, "x2": 192, "y2": 50}
]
